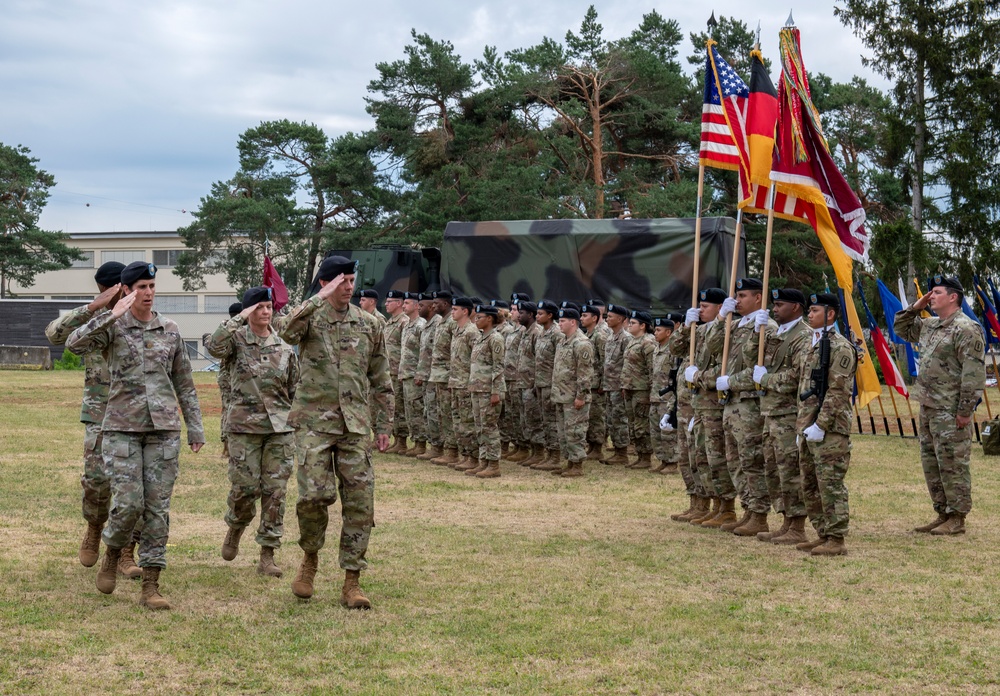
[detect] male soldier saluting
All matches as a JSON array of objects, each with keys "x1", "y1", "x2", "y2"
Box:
[
  {"x1": 67, "y1": 261, "x2": 205, "y2": 610},
  {"x1": 277, "y1": 256, "x2": 391, "y2": 607},
  {"x1": 895, "y1": 275, "x2": 985, "y2": 536},
  {"x1": 551, "y1": 307, "x2": 594, "y2": 477}
]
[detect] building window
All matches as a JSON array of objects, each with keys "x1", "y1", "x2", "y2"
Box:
[
  {"x1": 205, "y1": 295, "x2": 240, "y2": 313},
  {"x1": 70, "y1": 251, "x2": 95, "y2": 268},
  {"x1": 155, "y1": 295, "x2": 198, "y2": 314},
  {"x1": 102, "y1": 250, "x2": 146, "y2": 265},
  {"x1": 51, "y1": 296, "x2": 96, "y2": 301},
  {"x1": 184, "y1": 340, "x2": 200, "y2": 360},
  {"x1": 152, "y1": 249, "x2": 183, "y2": 267}
]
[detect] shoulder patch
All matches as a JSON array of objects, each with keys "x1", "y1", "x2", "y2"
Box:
[
  {"x1": 973, "y1": 339, "x2": 985, "y2": 354},
  {"x1": 839, "y1": 355, "x2": 851, "y2": 370}
]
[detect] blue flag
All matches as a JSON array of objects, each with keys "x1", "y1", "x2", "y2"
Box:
[{"x1": 876, "y1": 278, "x2": 918, "y2": 376}]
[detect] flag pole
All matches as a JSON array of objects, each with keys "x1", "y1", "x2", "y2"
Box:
[
  {"x1": 885, "y1": 387, "x2": 905, "y2": 437},
  {"x1": 754, "y1": 184, "x2": 777, "y2": 382},
  {"x1": 688, "y1": 164, "x2": 706, "y2": 387},
  {"x1": 903, "y1": 393, "x2": 918, "y2": 437},
  {"x1": 874, "y1": 394, "x2": 891, "y2": 437},
  {"x1": 853, "y1": 399, "x2": 864, "y2": 434},
  {"x1": 866, "y1": 398, "x2": 877, "y2": 434},
  {"x1": 718, "y1": 208, "x2": 744, "y2": 404}
]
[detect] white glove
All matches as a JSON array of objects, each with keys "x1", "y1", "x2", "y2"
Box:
[
  {"x1": 716, "y1": 375, "x2": 730, "y2": 392},
  {"x1": 685, "y1": 307, "x2": 700, "y2": 326},
  {"x1": 659, "y1": 413, "x2": 674, "y2": 432},
  {"x1": 804, "y1": 423, "x2": 825, "y2": 442},
  {"x1": 719, "y1": 297, "x2": 737, "y2": 319},
  {"x1": 753, "y1": 365, "x2": 768, "y2": 384},
  {"x1": 687, "y1": 416, "x2": 696, "y2": 432},
  {"x1": 684, "y1": 365, "x2": 699, "y2": 383},
  {"x1": 754, "y1": 309, "x2": 770, "y2": 333}
]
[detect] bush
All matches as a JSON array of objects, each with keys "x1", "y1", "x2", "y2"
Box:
[{"x1": 53, "y1": 349, "x2": 84, "y2": 370}]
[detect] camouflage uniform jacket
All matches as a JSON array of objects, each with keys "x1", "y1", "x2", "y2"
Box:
[
  {"x1": 672, "y1": 321, "x2": 723, "y2": 411},
  {"x1": 383, "y1": 312, "x2": 408, "y2": 378},
  {"x1": 516, "y1": 322, "x2": 543, "y2": 389},
  {"x1": 398, "y1": 315, "x2": 426, "y2": 380},
  {"x1": 497, "y1": 321, "x2": 516, "y2": 339},
  {"x1": 205, "y1": 317, "x2": 299, "y2": 434},
  {"x1": 277, "y1": 297, "x2": 392, "y2": 437},
  {"x1": 504, "y1": 325, "x2": 523, "y2": 386},
  {"x1": 66, "y1": 310, "x2": 205, "y2": 442},
  {"x1": 429, "y1": 316, "x2": 455, "y2": 384},
  {"x1": 895, "y1": 307, "x2": 986, "y2": 418},
  {"x1": 665, "y1": 330, "x2": 689, "y2": 411},
  {"x1": 416, "y1": 313, "x2": 442, "y2": 383},
  {"x1": 534, "y1": 323, "x2": 563, "y2": 389},
  {"x1": 45, "y1": 304, "x2": 111, "y2": 424},
  {"x1": 795, "y1": 329, "x2": 857, "y2": 434},
  {"x1": 552, "y1": 329, "x2": 594, "y2": 404},
  {"x1": 468, "y1": 328, "x2": 506, "y2": 395},
  {"x1": 588, "y1": 322, "x2": 610, "y2": 391},
  {"x1": 650, "y1": 340, "x2": 675, "y2": 405},
  {"x1": 448, "y1": 321, "x2": 480, "y2": 389},
  {"x1": 621, "y1": 333, "x2": 657, "y2": 393},
  {"x1": 722, "y1": 315, "x2": 780, "y2": 397},
  {"x1": 747, "y1": 318, "x2": 811, "y2": 417},
  {"x1": 602, "y1": 329, "x2": 630, "y2": 391}
]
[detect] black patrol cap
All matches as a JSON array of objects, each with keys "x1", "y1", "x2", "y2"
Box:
[
  {"x1": 607, "y1": 303, "x2": 629, "y2": 317},
  {"x1": 358, "y1": 289, "x2": 379, "y2": 300},
  {"x1": 241, "y1": 286, "x2": 273, "y2": 307},
  {"x1": 432, "y1": 290, "x2": 452, "y2": 301},
  {"x1": 699, "y1": 287, "x2": 727, "y2": 304},
  {"x1": 511, "y1": 292, "x2": 530, "y2": 305},
  {"x1": 316, "y1": 256, "x2": 358, "y2": 281},
  {"x1": 452, "y1": 296, "x2": 474, "y2": 310},
  {"x1": 930, "y1": 274, "x2": 964, "y2": 295},
  {"x1": 385, "y1": 290, "x2": 405, "y2": 300},
  {"x1": 94, "y1": 261, "x2": 125, "y2": 288},
  {"x1": 630, "y1": 310, "x2": 653, "y2": 328},
  {"x1": 809, "y1": 292, "x2": 840, "y2": 309},
  {"x1": 475, "y1": 304, "x2": 499, "y2": 315},
  {"x1": 736, "y1": 278, "x2": 763, "y2": 291},
  {"x1": 586, "y1": 299, "x2": 606, "y2": 308},
  {"x1": 581, "y1": 304, "x2": 602, "y2": 317},
  {"x1": 653, "y1": 317, "x2": 675, "y2": 329},
  {"x1": 772, "y1": 288, "x2": 806, "y2": 306},
  {"x1": 560, "y1": 300, "x2": 581, "y2": 313},
  {"x1": 558, "y1": 308, "x2": 581, "y2": 320},
  {"x1": 121, "y1": 261, "x2": 156, "y2": 287},
  {"x1": 418, "y1": 292, "x2": 433, "y2": 302},
  {"x1": 537, "y1": 300, "x2": 559, "y2": 315},
  {"x1": 491, "y1": 300, "x2": 510, "y2": 309},
  {"x1": 228, "y1": 302, "x2": 243, "y2": 318},
  {"x1": 518, "y1": 301, "x2": 537, "y2": 314},
  {"x1": 666, "y1": 312, "x2": 684, "y2": 324}
]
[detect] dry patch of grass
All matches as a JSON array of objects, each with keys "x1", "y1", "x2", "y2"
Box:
[{"x1": 3, "y1": 372, "x2": 1000, "y2": 694}]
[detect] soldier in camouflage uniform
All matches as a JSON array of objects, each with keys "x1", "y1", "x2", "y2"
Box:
[
  {"x1": 621, "y1": 310, "x2": 657, "y2": 469},
  {"x1": 398, "y1": 292, "x2": 427, "y2": 458},
  {"x1": 747, "y1": 289, "x2": 812, "y2": 545},
  {"x1": 358, "y1": 289, "x2": 385, "y2": 328},
  {"x1": 277, "y1": 256, "x2": 392, "y2": 608},
  {"x1": 466, "y1": 305, "x2": 506, "y2": 478},
  {"x1": 218, "y1": 301, "x2": 243, "y2": 459},
  {"x1": 415, "y1": 293, "x2": 443, "y2": 460},
  {"x1": 516, "y1": 302, "x2": 546, "y2": 466},
  {"x1": 531, "y1": 301, "x2": 564, "y2": 471},
  {"x1": 896, "y1": 275, "x2": 986, "y2": 536},
  {"x1": 581, "y1": 301, "x2": 611, "y2": 460},
  {"x1": 600, "y1": 304, "x2": 632, "y2": 465},
  {"x1": 649, "y1": 317, "x2": 678, "y2": 474},
  {"x1": 491, "y1": 300, "x2": 516, "y2": 456},
  {"x1": 45, "y1": 261, "x2": 142, "y2": 579},
  {"x1": 429, "y1": 292, "x2": 459, "y2": 466},
  {"x1": 501, "y1": 300, "x2": 529, "y2": 462},
  {"x1": 206, "y1": 286, "x2": 299, "y2": 578},
  {"x1": 449, "y1": 297, "x2": 481, "y2": 470},
  {"x1": 551, "y1": 308, "x2": 594, "y2": 477},
  {"x1": 794, "y1": 293, "x2": 857, "y2": 556},
  {"x1": 67, "y1": 261, "x2": 204, "y2": 610},
  {"x1": 382, "y1": 290, "x2": 409, "y2": 453}
]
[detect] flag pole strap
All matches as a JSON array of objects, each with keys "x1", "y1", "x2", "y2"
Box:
[
  {"x1": 688, "y1": 165, "x2": 706, "y2": 384},
  {"x1": 718, "y1": 209, "x2": 744, "y2": 405}
]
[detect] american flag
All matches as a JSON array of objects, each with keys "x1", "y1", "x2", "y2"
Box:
[{"x1": 699, "y1": 42, "x2": 749, "y2": 172}]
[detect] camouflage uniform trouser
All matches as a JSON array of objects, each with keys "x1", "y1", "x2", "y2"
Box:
[
  {"x1": 220, "y1": 392, "x2": 231, "y2": 446},
  {"x1": 723, "y1": 397, "x2": 769, "y2": 514},
  {"x1": 919, "y1": 407, "x2": 973, "y2": 515},
  {"x1": 102, "y1": 430, "x2": 179, "y2": 569},
  {"x1": 606, "y1": 390, "x2": 630, "y2": 449},
  {"x1": 763, "y1": 413, "x2": 804, "y2": 517},
  {"x1": 624, "y1": 390, "x2": 652, "y2": 455},
  {"x1": 432, "y1": 382, "x2": 454, "y2": 449},
  {"x1": 557, "y1": 401, "x2": 590, "y2": 462},
  {"x1": 471, "y1": 393, "x2": 502, "y2": 461},
  {"x1": 422, "y1": 381, "x2": 441, "y2": 447},
  {"x1": 522, "y1": 387, "x2": 544, "y2": 447},
  {"x1": 694, "y1": 409, "x2": 736, "y2": 499},
  {"x1": 587, "y1": 390, "x2": 607, "y2": 446},
  {"x1": 649, "y1": 402, "x2": 678, "y2": 465},
  {"x1": 501, "y1": 390, "x2": 522, "y2": 447},
  {"x1": 453, "y1": 389, "x2": 476, "y2": 455},
  {"x1": 391, "y1": 375, "x2": 407, "y2": 439},
  {"x1": 295, "y1": 430, "x2": 375, "y2": 571},
  {"x1": 677, "y1": 402, "x2": 704, "y2": 496},
  {"x1": 800, "y1": 432, "x2": 851, "y2": 538},
  {"x1": 225, "y1": 431, "x2": 294, "y2": 548},
  {"x1": 82, "y1": 422, "x2": 111, "y2": 525},
  {"x1": 537, "y1": 387, "x2": 559, "y2": 450},
  {"x1": 401, "y1": 378, "x2": 426, "y2": 444}
]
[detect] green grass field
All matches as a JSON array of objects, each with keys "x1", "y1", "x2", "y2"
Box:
[{"x1": 3, "y1": 371, "x2": 1000, "y2": 694}]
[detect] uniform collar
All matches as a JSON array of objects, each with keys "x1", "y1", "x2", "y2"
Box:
[{"x1": 122, "y1": 310, "x2": 164, "y2": 330}]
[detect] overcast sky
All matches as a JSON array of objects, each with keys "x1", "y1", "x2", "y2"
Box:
[{"x1": 1, "y1": 1, "x2": 881, "y2": 234}]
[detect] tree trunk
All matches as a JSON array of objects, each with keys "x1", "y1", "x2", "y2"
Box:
[{"x1": 591, "y1": 89, "x2": 604, "y2": 219}]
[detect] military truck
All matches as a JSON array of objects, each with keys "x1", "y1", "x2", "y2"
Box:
[{"x1": 307, "y1": 245, "x2": 441, "y2": 299}]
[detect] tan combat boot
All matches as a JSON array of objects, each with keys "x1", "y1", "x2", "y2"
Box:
[
  {"x1": 465, "y1": 458, "x2": 488, "y2": 476},
  {"x1": 417, "y1": 444, "x2": 441, "y2": 461},
  {"x1": 404, "y1": 441, "x2": 425, "y2": 458},
  {"x1": 734, "y1": 512, "x2": 770, "y2": 537},
  {"x1": 560, "y1": 460, "x2": 584, "y2": 478},
  {"x1": 532, "y1": 449, "x2": 562, "y2": 471},
  {"x1": 757, "y1": 514, "x2": 790, "y2": 542},
  {"x1": 221, "y1": 526, "x2": 244, "y2": 561},
  {"x1": 690, "y1": 497, "x2": 717, "y2": 525},
  {"x1": 796, "y1": 536, "x2": 827, "y2": 552},
  {"x1": 914, "y1": 512, "x2": 949, "y2": 533},
  {"x1": 521, "y1": 445, "x2": 544, "y2": 467},
  {"x1": 930, "y1": 513, "x2": 966, "y2": 535},
  {"x1": 79, "y1": 522, "x2": 102, "y2": 567},
  {"x1": 671, "y1": 496, "x2": 697, "y2": 522},
  {"x1": 386, "y1": 437, "x2": 408, "y2": 455},
  {"x1": 629, "y1": 452, "x2": 652, "y2": 470},
  {"x1": 292, "y1": 552, "x2": 319, "y2": 599},
  {"x1": 454, "y1": 454, "x2": 477, "y2": 471},
  {"x1": 585, "y1": 443, "x2": 603, "y2": 461},
  {"x1": 506, "y1": 445, "x2": 530, "y2": 463},
  {"x1": 604, "y1": 447, "x2": 631, "y2": 466},
  {"x1": 258, "y1": 547, "x2": 282, "y2": 577},
  {"x1": 118, "y1": 541, "x2": 142, "y2": 579},
  {"x1": 96, "y1": 546, "x2": 122, "y2": 594},
  {"x1": 341, "y1": 569, "x2": 372, "y2": 609},
  {"x1": 658, "y1": 461, "x2": 679, "y2": 475},
  {"x1": 811, "y1": 536, "x2": 847, "y2": 556},
  {"x1": 720, "y1": 506, "x2": 751, "y2": 532},
  {"x1": 139, "y1": 567, "x2": 170, "y2": 610},
  {"x1": 431, "y1": 447, "x2": 459, "y2": 466},
  {"x1": 771, "y1": 516, "x2": 808, "y2": 545},
  {"x1": 703, "y1": 498, "x2": 737, "y2": 529},
  {"x1": 476, "y1": 460, "x2": 501, "y2": 478}
]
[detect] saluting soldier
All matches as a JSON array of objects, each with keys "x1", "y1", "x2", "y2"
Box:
[
  {"x1": 415, "y1": 293, "x2": 443, "y2": 461},
  {"x1": 649, "y1": 317, "x2": 678, "y2": 474},
  {"x1": 551, "y1": 307, "x2": 594, "y2": 477},
  {"x1": 531, "y1": 300, "x2": 564, "y2": 471},
  {"x1": 600, "y1": 304, "x2": 632, "y2": 465},
  {"x1": 382, "y1": 290, "x2": 409, "y2": 454},
  {"x1": 466, "y1": 304, "x2": 506, "y2": 478},
  {"x1": 795, "y1": 292, "x2": 857, "y2": 556},
  {"x1": 448, "y1": 297, "x2": 481, "y2": 471},
  {"x1": 398, "y1": 292, "x2": 427, "y2": 457},
  {"x1": 896, "y1": 275, "x2": 986, "y2": 536},
  {"x1": 206, "y1": 286, "x2": 299, "y2": 578},
  {"x1": 516, "y1": 302, "x2": 546, "y2": 466},
  {"x1": 581, "y1": 302, "x2": 611, "y2": 461}
]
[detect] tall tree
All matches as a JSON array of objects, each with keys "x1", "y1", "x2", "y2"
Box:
[{"x1": 0, "y1": 143, "x2": 82, "y2": 298}]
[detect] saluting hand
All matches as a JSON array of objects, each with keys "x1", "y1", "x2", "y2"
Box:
[
  {"x1": 317, "y1": 273, "x2": 346, "y2": 300},
  {"x1": 110, "y1": 290, "x2": 137, "y2": 319},
  {"x1": 89, "y1": 284, "x2": 122, "y2": 312},
  {"x1": 239, "y1": 302, "x2": 260, "y2": 320},
  {"x1": 912, "y1": 293, "x2": 932, "y2": 311}
]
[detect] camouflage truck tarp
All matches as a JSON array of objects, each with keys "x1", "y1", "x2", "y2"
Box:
[
  {"x1": 310, "y1": 246, "x2": 441, "y2": 300},
  {"x1": 441, "y1": 218, "x2": 743, "y2": 313}
]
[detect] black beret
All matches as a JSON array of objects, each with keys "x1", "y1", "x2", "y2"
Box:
[
  {"x1": 558, "y1": 308, "x2": 581, "y2": 320},
  {"x1": 699, "y1": 288, "x2": 727, "y2": 304},
  {"x1": 581, "y1": 304, "x2": 602, "y2": 316},
  {"x1": 586, "y1": 299, "x2": 606, "y2": 308},
  {"x1": 359, "y1": 289, "x2": 379, "y2": 300},
  {"x1": 607, "y1": 303, "x2": 629, "y2": 317},
  {"x1": 475, "y1": 304, "x2": 499, "y2": 315},
  {"x1": 94, "y1": 261, "x2": 125, "y2": 288},
  {"x1": 452, "y1": 296, "x2": 474, "y2": 309},
  {"x1": 469, "y1": 296, "x2": 483, "y2": 305},
  {"x1": 518, "y1": 301, "x2": 537, "y2": 314},
  {"x1": 385, "y1": 290, "x2": 405, "y2": 300},
  {"x1": 511, "y1": 292, "x2": 530, "y2": 304},
  {"x1": 432, "y1": 290, "x2": 452, "y2": 301},
  {"x1": 317, "y1": 255, "x2": 358, "y2": 281},
  {"x1": 228, "y1": 302, "x2": 243, "y2": 318},
  {"x1": 121, "y1": 261, "x2": 156, "y2": 287},
  {"x1": 771, "y1": 288, "x2": 806, "y2": 306},
  {"x1": 630, "y1": 310, "x2": 653, "y2": 326},
  {"x1": 403, "y1": 291, "x2": 420, "y2": 300},
  {"x1": 736, "y1": 278, "x2": 763, "y2": 291},
  {"x1": 491, "y1": 300, "x2": 510, "y2": 309},
  {"x1": 653, "y1": 317, "x2": 675, "y2": 329},
  {"x1": 809, "y1": 292, "x2": 841, "y2": 309},
  {"x1": 418, "y1": 293, "x2": 433, "y2": 301},
  {"x1": 666, "y1": 312, "x2": 685, "y2": 324},
  {"x1": 537, "y1": 300, "x2": 559, "y2": 315},
  {"x1": 930, "y1": 274, "x2": 964, "y2": 294},
  {"x1": 241, "y1": 286, "x2": 273, "y2": 307},
  {"x1": 560, "y1": 301, "x2": 581, "y2": 313}
]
